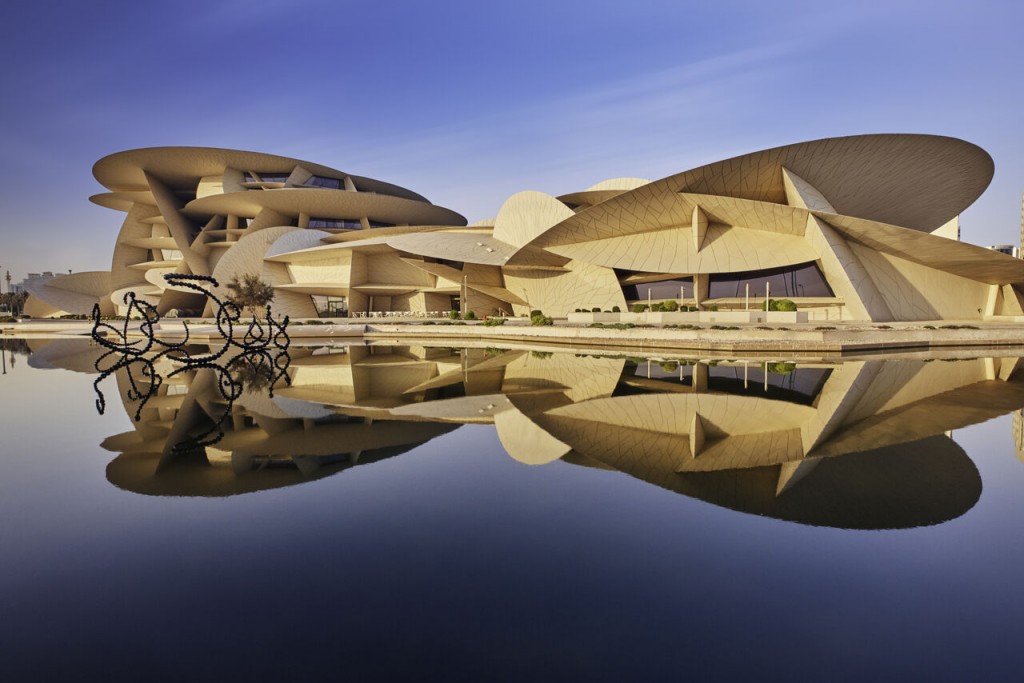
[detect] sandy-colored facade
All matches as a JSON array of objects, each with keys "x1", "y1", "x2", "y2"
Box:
[{"x1": 27, "y1": 135, "x2": 1024, "y2": 321}]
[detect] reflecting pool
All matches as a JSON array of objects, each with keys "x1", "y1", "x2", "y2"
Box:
[{"x1": 3, "y1": 338, "x2": 1024, "y2": 680}]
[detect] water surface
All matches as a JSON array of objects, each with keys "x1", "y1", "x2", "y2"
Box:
[{"x1": 2, "y1": 338, "x2": 1023, "y2": 680}]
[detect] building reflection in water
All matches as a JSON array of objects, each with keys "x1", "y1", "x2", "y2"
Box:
[{"x1": 25, "y1": 339, "x2": 1024, "y2": 529}]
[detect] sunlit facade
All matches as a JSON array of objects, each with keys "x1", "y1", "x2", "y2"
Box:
[{"x1": 26, "y1": 134, "x2": 1024, "y2": 321}]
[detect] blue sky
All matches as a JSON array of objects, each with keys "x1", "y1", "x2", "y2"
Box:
[{"x1": 1, "y1": 0, "x2": 1022, "y2": 282}]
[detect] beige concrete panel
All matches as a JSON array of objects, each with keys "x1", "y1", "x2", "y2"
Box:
[
  {"x1": 502, "y1": 353, "x2": 624, "y2": 404},
  {"x1": 262, "y1": 260, "x2": 317, "y2": 318},
  {"x1": 287, "y1": 256, "x2": 352, "y2": 287},
  {"x1": 849, "y1": 242, "x2": 992, "y2": 320},
  {"x1": 494, "y1": 403, "x2": 571, "y2": 465},
  {"x1": 365, "y1": 252, "x2": 435, "y2": 289},
  {"x1": 501, "y1": 245, "x2": 571, "y2": 269},
  {"x1": 325, "y1": 224, "x2": 473, "y2": 243},
  {"x1": 536, "y1": 410, "x2": 805, "y2": 474},
  {"x1": 23, "y1": 296, "x2": 64, "y2": 318},
  {"x1": 534, "y1": 191, "x2": 809, "y2": 256},
  {"x1": 856, "y1": 359, "x2": 992, "y2": 419},
  {"x1": 466, "y1": 283, "x2": 527, "y2": 307},
  {"x1": 248, "y1": 208, "x2": 291, "y2": 232},
  {"x1": 644, "y1": 134, "x2": 991, "y2": 232},
  {"x1": 144, "y1": 171, "x2": 209, "y2": 276},
  {"x1": 692, "y1": 205, "x2": 708, "y2": 251},
  {"x1": 999, "y1": 285, "x2": 1024, "y2": 316},
  {"x1": 460, "y1": 289, "x2": 508, "y2": 317},
  {"x1": 386, "y1": 231, "x2": 517, "y2": 266},
  {"x1": 143, "y1": 267, "x2": 176, "y2": 291},
  {"x1": 689, "y1": 413, "x2": 706, "y2": 457},
  {"x1": 463, "y1": 263, "x2": 504, "y2": 287},
  {"x1": 804, "y1": 215, "x2": 892, "y2": 321},
  {"x1": 184, "y1": 188, "x2": 465, "y2": 227},
  {"x1": 585, "y1": 177, "x2": 651, "y2": 192},
  {"x1": 531, "y1": 187, "x2": 694, "y2": 248},
  {"x1": 492, "y1": 191, "x2": 576, "y2": 248},
  {"x1": 266, "y1": 228, "x2": 332, "y2": 260},
  {"x1": 814, "y1": 378, "x2": 1024, "y2": 458},
  {"x1": 400, "y1": 257, "x2": 463, "y2": 283},
  {"x1": 822, "y1": 213, "x2": 1024, "y2": 285},
  {"x1": 196, "y1": 175, "x2": 224, "y2": 199},
  {"x1": 776, "y1": 458, "x2": 822, "y2": 495},
  {"x1": 90, "y1": 191, "x2": 156, "y2": 211},
  {"x1": 503, "y1": 259, "x2": 625, "y2": 316},
  {"x1": 931, "y1": 216, "x2": 960, "y2": 241},
  {"x1": 545, "y1": 393, "x2": 812, "y2": 437},
  {"x1": 23, "y1": 271, "x2": 113, "y2": 317},
  {"x1": 121, "y1": 236, "x2": 178, "y2": 250},
  {"x1": 110, "y1": 203, "x2": 161, "y2": 293},
  {"x1": 109, "y1": 285, "x2": 162, "y2": 314},
  {"x1": 547, "y1": 225, "x2": 816, "y2": 275},
  {"x1": 95, "y1": 147, "x2": 347, "y2": 193},
  {"x1": 800, "y1": 361, "x2": 881, "y2": 455},
  {"x1": 208, "y1": 225, "x2": 298, "y2": 312},
  {"x1": 781, "y1": 167, "x2": 836, "y2": 212}
]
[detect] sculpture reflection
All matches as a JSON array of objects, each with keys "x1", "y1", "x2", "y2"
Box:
[{"x1": 30, "y1": 338, "x2": 1024, "y2": 529}]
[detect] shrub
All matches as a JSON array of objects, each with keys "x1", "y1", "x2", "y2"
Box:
[
  {"x1": 923, "y1": 324, "x2": 937, "y2": 330},
  {"x1": 660, "y1": 361, "x2": 679, "y2": 372},
  {"x1": 530, "y1": 310, "x2": 553, "y2": 326},
  {"x1": 531, "y1": 351, "x2": 553, "y2": 359},
  {"x1": 706, "y1": 304, "x2": 718, "y2": 312},
  {"x1": 574, "y1": 308, "x2": 582, "y2": 313},
  {"x1": 612, "y1": 306, "x2": 621, "y2": 313},
  {"x1": 768, "y1": 298, "x2": 797, "y2": 312},
  {"x1": 463, "y1": 310, "x2": 476, "y2": 320},
  {"x1": 814, "y1": 326, "x2": 836, "y2": 331},
  {"x1": 660, "y1": 300, "x2": 679, "y2": 312},
  {"x1": 632, "y1": 304, "x2": 649, "y2": 313},
  {"x1": 592, "y1": 307, "x2": 601, "y2": 312},
  {"x1": 225, "y1": 273, "x2": 275, "y2": 317},
  {"x1": 448, "y1": 310, "x2": 460, "y2": 320},
  {"x1": 766, "y1": 361, "x2": 797, "y2": 375},
  {"x1": 483, "y1": 317, "x2": 506, "y2": 326}
]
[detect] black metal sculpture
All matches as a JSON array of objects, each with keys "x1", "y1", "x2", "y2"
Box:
[{"x1": 90, "y1": 274, "x2": 291, "y2": 450}]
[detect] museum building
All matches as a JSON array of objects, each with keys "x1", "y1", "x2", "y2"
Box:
[{"x1": 25, "y1": 134, "x2": 1024, "y2": 322}]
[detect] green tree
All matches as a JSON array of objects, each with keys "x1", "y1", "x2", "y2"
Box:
[{"x1": 225, "y1": 274, "x2": 275, "y2": 318}]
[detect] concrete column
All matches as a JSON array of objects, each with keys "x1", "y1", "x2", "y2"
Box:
[
  {"x1": 694, "y1": 274, "x2": 709, "y2": 310},
  {"x1": 692, "y1": 361, "x2": 708, "y2": 393}
]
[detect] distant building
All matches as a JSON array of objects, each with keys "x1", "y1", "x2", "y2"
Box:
[{"x1": 988, "y1": 244, "x2": 1021, "y2": 258}]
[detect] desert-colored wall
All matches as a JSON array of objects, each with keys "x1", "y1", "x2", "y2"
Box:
[
  {"x1": 849, "y1": 243, "x2": 991, "y2": 320},
  {"x1": 504, "y1": 260, "x2": 625, "y2": 316}
]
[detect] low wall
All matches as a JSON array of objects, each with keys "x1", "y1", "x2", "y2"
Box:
[{"x1": 568, "y1": 310, "x2": 808, "y2": 324}]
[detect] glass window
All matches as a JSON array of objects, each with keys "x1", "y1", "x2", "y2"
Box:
[
  {"x1": 622, "y1": 278, "x2": 694, "y2": 301},
  {"x1": 308, "y1": 217, "x2": 362, "y2": 230},
  {"x1": 305, "y1": 175, "x2": 343, "y2": 189},
  {"x1": 244, "y1": 172, "x2": 291, "y2": 183},
  {"x1": 708, "y1": 262, "x2": 833, "y2": 298}
]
